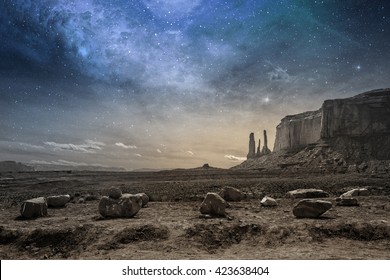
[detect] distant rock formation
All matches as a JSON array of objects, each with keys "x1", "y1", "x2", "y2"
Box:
[
  {"x1": 261, "y1": 130, "x2": 271, "y2": 155},
  {"x1": 0, "y1": 161, "x2": 34, "y2": 172},
  {"x1": 247, "y1": 133, "x2": 256, "y2": 159},
  {"x1": 247, "y1": 130, "x2": 271, "y2": 159},
  {"x1": 256, "y1": 139, "x2": 261, "y2": 157},
  {"x1": 273, "y1": 88, "x2": 390, "y2": 162},
  {"x1": 237, "y1": 89, "x2": 390, "y2": 172}
]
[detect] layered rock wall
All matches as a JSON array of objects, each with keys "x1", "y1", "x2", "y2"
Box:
[
  {"x1": 273, "y1": 110, "x2": 322, "y2": 151},
  {"x1": 273, "y1": 89, "x2": 390, "y2": 161}
]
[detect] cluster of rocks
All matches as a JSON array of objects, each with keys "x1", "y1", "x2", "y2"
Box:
[
  {"x1": 98, "y1": 187, "x2": 149, "y2": 219},
  {"x1": 20, "y1": 194, "x2": 70, "y2": 219},
  {"x1": 18, "y1": 187, "x2": 150, "y2": 220},
  {"x1": 198, "y1": 186, "x2": 371, "y2": 219},
  {"x1": 289, "y1": 187, "x2": 370, "y2": 218},
  {"x1": 18, "y1": 185, "x2": 371, "y2": 222}
]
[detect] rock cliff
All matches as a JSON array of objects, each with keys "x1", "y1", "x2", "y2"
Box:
[
  {"x1": 235, "y1": 88, "x2": 390, "y2": 174},
  {"x1": 273, "y1": 88, "x2": 390, "y2": 162}
]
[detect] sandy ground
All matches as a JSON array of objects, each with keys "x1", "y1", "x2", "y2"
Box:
[{"x1": 0, "y1": 170, "x2": 389, "y2": 259}]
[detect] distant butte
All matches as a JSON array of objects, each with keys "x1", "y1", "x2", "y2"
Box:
[{"x1": 236, "y1": 88, "x2": 390, "y2": 174}]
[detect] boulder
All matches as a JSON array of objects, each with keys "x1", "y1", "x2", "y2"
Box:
[
  {"x1": 135, "y1": 193, "x2": 149, "y2": 207},
  {"x1": 336, "y1": 197, "x2": 359, "y2": 206},
  {"x1": 99, "y1": 194, "x2": 142, "y2": 218},
  {"x1": 199, "y1": 193, "x2": 226, "y2": 216},
  {"x1": 260, "y1": 196, "x2": 278, "y2": 207},
  {"x1": 20, "y1": 197, "x2": 48, "y2": 219},
  {"x1": 219, "y1": 187, "x2": 244, "y2": 202},
  {"x1": 341, "y1": 188, "x2": 370, "y2": 197},
  {"x1": 286, "y1": 189, "x2": 329, "y2": 199},
  {"x1": 47, "y1": 195, "x2": 70, "y2": 208},
  {"x1": 293, "y1": 199, "x2": 332, "y2": 218},
  {"x1": 108, "y1": 187, "x2": 122, "y2": 199}
]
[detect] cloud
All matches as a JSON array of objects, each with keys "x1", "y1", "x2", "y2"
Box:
[
  {"x1": 30, "y1": 159, "x2": 106, "y2": 167},
  {"x1": 18, "y1": 143, "x2": 45, "y2": 150},
  {"x1": 115, "y1": 142, "x2": 137, "y2": 149},
  {"x1": 44, "y1": 140, "x2": 105, "y2": 153},
  {"x1": 268, "y1": 66, "x2": 295, "y2": 83},
  {"x1": 224, "y1": 155, "x2": 246, "y2": 162}
]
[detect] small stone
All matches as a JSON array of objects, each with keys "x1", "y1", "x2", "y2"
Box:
[
  {"x1": 219, "y1": 187, "x2": 244, "y2": 202},
  {"x1": 336, "y1": 197, "x2": 359, "y2": 206},
  {"x1": 260, "y1": 196, "x2": 278, "y2": 207},
  {"x1": 20, "y1": 197, "x2": 48, "y2": 219},
  {"x1": 135, "y1": 193, "x2": 149, "y2": 207},
  {"x1": 341, "y1": 188, "x2": 370, "y2": 197},
  {"x1": 47, "y1": 195, "x2": 70, "y2": 208},
  {"x1": 199, "y1": 193, "x2": 226, "y2": 216},
  {"x1": 108, "y1": 187, "x2": 122, "y2": 199},
  {"x1": 293, "y1": 199, "x2": 332, "y2": 218},
  {"x1": 286, "y1": 189, "x2": 329, "y2": 199}
]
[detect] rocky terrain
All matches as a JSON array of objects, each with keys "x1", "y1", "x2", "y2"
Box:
[{"x1": 0, "y1": 169, "x2": 389, "y2": 259}]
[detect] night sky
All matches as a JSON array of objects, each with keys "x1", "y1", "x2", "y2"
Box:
[{"x1": 1, "y1": 0, "x2": 389, "y2": 170}]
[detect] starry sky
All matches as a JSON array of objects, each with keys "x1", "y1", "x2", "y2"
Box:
[{"x1": 0, "y1": 0, "x2": 389, "y2": 170}]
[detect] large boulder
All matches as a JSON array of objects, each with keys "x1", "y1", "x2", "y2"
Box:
[
  {"x1": 293, "y1": 199, "x2": 332, "y2": 218},
  {"x1": 219, "y1": 187, "x2": 244, "y2": 202},
  {"x1": 336, "y1": 197, "x2": 359, "y2": 206},
  {"x1": 135, "y1": 193, "x2": 149, "y2": 207},
  {"x1": 108, "y1": 187, "x2": 122, "y2": 199},
  {"x1": 47, "y1": 195, "x2": 70, "y2": 208},
  {"x1": 286, "y1": 189, "x2": 329, "y2": 199},
  {"x1": 20, "y1": 197, "x2": 48, "y2": 219},
  {"x1": 260, "y1": 196, "x2": 278, "y2": 207},
  {"x1": 341, "y1": 188, "x2": 370, "y2": 197},
  {"x1": 199, "y1": 193, "x2": 226, "y2": 216},
  {"x1": 99, "y1": 194, "x2": 142, "y2": 218}
]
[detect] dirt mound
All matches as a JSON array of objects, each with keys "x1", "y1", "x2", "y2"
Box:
[
  {"x1": 21, "y1": 225, "x2": 98, "y2": 258},
  {"x1": 114, "y1": 224, "x2": 169, "y2": 244},
  {"x1": 97, "y1": 224, "x2": 170, "y2": 251},
  {"x1": 185, "y1": 223, "x2": 263, "y2": 253},
  {"x1": 309, "y1": 222, "x2": 390, "y2": 241},
  {"x1": 0, "y1": 226, "x2": 20, "y2": 244}
]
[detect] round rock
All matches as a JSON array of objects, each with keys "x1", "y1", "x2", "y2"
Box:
[
  {"x1": 219, "y1": 186, "x2": 244, "y2": 202},
  {"x1": 199, "y1": 192, "x2": 226, "y2": 216},
  {"x1": 293, "y1": 199, "x2": 332, "y2": 218},
  {"x1": 260, "y1": 196, "x2": 278, "y2": 207},
  {"x1": 47, "y1": 195, "x2": 70, "y2": 208},
  {"x1": 20, "y1": 197, "x2": 48, "y2": 219},
  {"x1": 336, "y1": 197, "x2": 359, "y2": 206},
  {"x1": 286, "y1": 189, "x2": 329, "y2": 199},
  {"x1": 341, "y1": 188, "x2": 370, "y2": 197},
  {"x1": 135, "y1": 193, "x2": 149, "y2": 207},
  {"x1": 108, "y1": 187, "x2": 122, "y2": 199}
]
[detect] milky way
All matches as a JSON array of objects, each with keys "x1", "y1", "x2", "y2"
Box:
[{"x1": 1, "y1": 0, "x2": 389, "y2": 169}]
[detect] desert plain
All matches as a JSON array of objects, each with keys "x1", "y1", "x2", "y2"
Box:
[{"x1": 0, "y1": 168, "x2": 389, "y2": 260}]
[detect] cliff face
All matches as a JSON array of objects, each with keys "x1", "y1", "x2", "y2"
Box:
[
  {"x1": 273, "y1": 88, "x2": 390, "y2": 161},
  {"x1": 273, "y1": 110, "x2": 322, "y2": 151},
  {"x1": 320, "y1": 89, "x2": 390, "y2": 138}
]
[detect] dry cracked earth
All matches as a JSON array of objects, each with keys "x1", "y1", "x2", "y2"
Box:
[{"x1": 0, "y1": 169, "x2": 390, "y2": 259}]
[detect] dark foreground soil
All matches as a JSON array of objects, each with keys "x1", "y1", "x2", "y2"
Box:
[{"x1": 0, "y1": 169, "x2": 389, "y2": 259}]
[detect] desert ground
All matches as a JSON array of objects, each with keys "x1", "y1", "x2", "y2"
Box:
[{"x1": 0, "y1": 168, "x2": 389, "y2": 259}]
